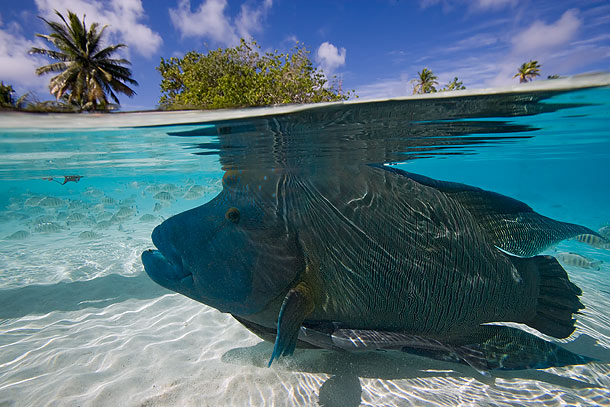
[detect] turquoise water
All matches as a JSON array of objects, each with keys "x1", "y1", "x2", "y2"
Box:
[{"x1": 0, "y1": 81, "x2": 609, "y2": 406}]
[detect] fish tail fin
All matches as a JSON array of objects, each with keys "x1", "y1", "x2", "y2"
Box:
[{"x1": 514, "y1": 255, "x2": 584, "y2": 338}]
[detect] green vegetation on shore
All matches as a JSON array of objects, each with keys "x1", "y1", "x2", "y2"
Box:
[
  {"x1": 411, "y1": 68, "x2": 466, "y2": 94},
  {"x1": 157, "y1": 39, "x2": 351, "y2": 110},
  {"x1": 0, "y1": 9, "x2": 556, "y2": 112},
  {"x1": 513, "y1": 60, "x2": 542, "y2": 83},
  {"x1": 0, "y1": 82, "x2": 19, "y2": 109},
  {"x1": 412, "y1": 68, "x2": 439, "y2": 94}
]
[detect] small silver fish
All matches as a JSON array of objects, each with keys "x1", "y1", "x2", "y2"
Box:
[
  {"x1": 139, "y1": 214, "x2": 159, "y2": 222},
  {"x1": 38, "y1": 196, "x2": 65, "y2": 208},
  {"x1": 5, "y1": 230, "x2": 30, "y2": 240},
  {"x1": 183, "y1": 185, "x2": 206, "y2": 200},
  {"x1": 573, "y1": 233, "x2": 610, "y2": 250},
  {"x1": 34, "y1": 221, "x2": 64, "y2": 233},
  {"x1": 556, "y1": 252, "x2": 602, "y2": 270},
  {"x1": 79, "y1": 230, "x2": 102, "y2": 240},
  {"x1": 153, "y1": 191, "x2": 173, "y2": 202}
]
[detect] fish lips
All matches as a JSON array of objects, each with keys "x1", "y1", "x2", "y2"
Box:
[
  {"x1": 141, "y1": 247, "x2": 257, "y2": 315},
  {"x1": 142, "y1": 225, "x2": 192, "y2": 289},
  {"x1": 142, "y1": 249, "x2": 192, "y2": 288}
]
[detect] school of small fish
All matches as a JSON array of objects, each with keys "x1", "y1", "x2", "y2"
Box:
[{"x1": 0, "y1": 178, "x2": 221, "y2": 241}]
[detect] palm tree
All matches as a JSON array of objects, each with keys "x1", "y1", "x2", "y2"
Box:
[
  {"x1": 0, "y1": 82, "x2": 16, "y2": 108},
  {"x1": 29, "y1": 10, "x2": 138, "y2": 111},
  {"x1": 0, "y1": 82, "x2": 31, "y2": 109},
  {"x1": 513, "y1": 60, "x2": 541, "y2": 83},
  {"x1": 412, "y1": 68, "x2": 438, "y2": 94},
  {"x1": 440, "y1": 76, "x2": 466, "y2": 91}
]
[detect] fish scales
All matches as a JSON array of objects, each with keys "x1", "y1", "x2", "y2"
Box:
[
  {"x1": 143, "y1": 165, "x2": 587, "y2": 366},
  {"x1": 279, "y1": 168, "x2": 535, "y2": 337}
]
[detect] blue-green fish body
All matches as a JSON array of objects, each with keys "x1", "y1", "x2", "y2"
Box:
[{"x1": 142, "y1": 165, "x2": 592, "y2": 368}]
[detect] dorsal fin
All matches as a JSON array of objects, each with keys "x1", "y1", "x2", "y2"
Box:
[{"x1": 376, "y1": 165, "x2": 605, "y2": 257}]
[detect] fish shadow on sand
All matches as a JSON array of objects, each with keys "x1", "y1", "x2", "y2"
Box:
[
  {"x1": 0, "y1": 272, "x2": 169, "y2": 319},
  {"x1": 222, "y1": 342, "x2": 605, "y2": 407},
  {"x1": 560, "y1": 334, "x2": 610, "y2": 362}
]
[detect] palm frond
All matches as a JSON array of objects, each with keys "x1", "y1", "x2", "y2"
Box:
[
  {"x1": 97, "y1": 63, "x2": 138, "y2": 85},
  {"x1": 67, "y1": 11, "x2": 87, "y2": 52},
  {"x1": 33, "y1": 9, "x2": 138, "y2": 110},
  {"x1": 39, "y1": 17, "x2": 71, "y2": 43},
  {"x1": 35, "y1": 62, "x2": 70, "y2": 75},
  {"x1": 92, "y1": 44, "x2": 128, "y2": 61},
  {"x1": 29, "y1": 47, "x2": 68, "y2": 60},
  {"x1": 86, "y1": 23, "x2": 107, "y2": 53},
  {"x1": 101, "y1": 81, "x2": 121, "y2": 105},
  {"x1": 108, "y1": 78, "x2": 137, "y2": 97},
  {"x1": 36, "y1": 19, "x2": 80, "y2": 57}
]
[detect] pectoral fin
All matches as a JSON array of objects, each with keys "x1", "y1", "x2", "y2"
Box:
[{"x1": 268, "y1": 282, "x2": 314, "y2": 366}]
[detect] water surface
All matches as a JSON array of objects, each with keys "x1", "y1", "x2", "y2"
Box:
[{"x1": 1, "y1": 76, "x2": 610, "y2": 406}]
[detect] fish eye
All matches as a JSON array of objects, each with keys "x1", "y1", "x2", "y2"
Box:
[
  {"x1": 225, "y1": 207, "x2": 240, "y2": 223},
  {"x1": 222, "y1": 171, "x2": 239, "y2": 187}
]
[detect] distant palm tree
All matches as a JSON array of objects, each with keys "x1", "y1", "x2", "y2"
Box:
[
  {"x1": 0, "y1": 82, "x2": 16, "y2": 108},
  {"x1": 513, "y1": 60, "x2": 541, "y2": 83},
  {"x1": 440, "y1": 76, "x2": 466, "y2": 91},
  {"x1": 29, "y1": 10, "x2": 138, "y2": 111},
  {"x1": 412, "y1": 68, "x2": 438, "y2": 94},
  {"x1": 0, "y1": 82, "x2": 31, "y2": 109}
]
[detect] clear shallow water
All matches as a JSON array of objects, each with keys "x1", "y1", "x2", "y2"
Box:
[{"x1": 1, "y1": 80, "x2": 610, "y2": 406}]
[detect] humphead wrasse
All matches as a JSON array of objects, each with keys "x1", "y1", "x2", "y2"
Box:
[{"x1": 142, "y1": 165, "x2": 605, "y2": 371}]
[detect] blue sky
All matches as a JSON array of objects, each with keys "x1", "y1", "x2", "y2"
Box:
[{"x1": 1, "y1": 0, "x2": 609, "y2": 110}]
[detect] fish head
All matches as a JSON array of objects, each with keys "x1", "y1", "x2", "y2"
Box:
[{"x1": 142, "y1": 170, "x2": 304, "y2": 315}]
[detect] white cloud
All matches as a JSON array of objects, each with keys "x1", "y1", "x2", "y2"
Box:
[
  {"x1": 419, "y1": 0, "x2": 516, "y2": 12},
  {"x1": 316, "y1": 42, "x2": 346, "y2": 75},
  {"x1": 281, "y1": 35, "x2": 299, "y2": 46},
  {"x1": 418, "y1": 0, "x2": 455, "y2": 13},
  {"x1": 0, "y1": 21, "x2": 48, "y2": 93},
  {"x1": 355, "y1": 78, "x2": 408, "y2": 100},
  {"x1": 511, "y1": 9, "x2": 582, "y2": 55},
  {"x1": 236, "y1": 0, "x2": 272, "y2": 40},
  {"x1": 355, "y1": 56, "x2": 507, "y2": 100},
  {"x1": 169, "y1": 0, "x2": 273, "y2": 46},
  {"x1": 433, "y1": 57, "x2": 500, "y2": 88},
  {"x1": 445, "y1": 33, "x2": 498, "y2": 53},
  {"x1": 33, "y1": 0, "x2": 162, "y2": 56},
  {"x1": 474, "y1": 0, "x2": 517, "y2": 10},
  {"x1": 1, "y1": 0, "x2": 162, "y2": 96},
  {"x1": 169, "y1": 0, "x2": 238, "y2": 45},
  {"x1": 406, "y1": 8, "x2": 590, "y2": 89},
  {"x1": 482, "y1": 9, "x2": 583, "y2": 87}
]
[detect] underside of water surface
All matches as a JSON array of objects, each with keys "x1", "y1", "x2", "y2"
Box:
[{"x1": 1, "y1": 75, "x2": 610, "y2": 406}]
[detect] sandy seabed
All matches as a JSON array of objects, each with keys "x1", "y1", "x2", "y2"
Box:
[
  {"x1": 1, "y1": 240, "x2": 610, "y2": 407},
  {"x1": 0, "y1": 181, "x2": 609, "y2": 407}
]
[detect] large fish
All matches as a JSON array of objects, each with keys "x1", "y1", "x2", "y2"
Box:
[{"x1": 142, "y1": 165, "x2": 596, "y2": 369}]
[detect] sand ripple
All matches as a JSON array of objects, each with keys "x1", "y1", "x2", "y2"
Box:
[{"x1": 0, "y1": 180, "x2": 609, "y2": 406}]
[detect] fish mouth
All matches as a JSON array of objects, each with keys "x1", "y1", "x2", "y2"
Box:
[
  {"x1": 142, "y1": 249, "x2": 191, "y2": 284},
  {"x1": 142, "y1": 225, "x2": 192, "y2": 285}
]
